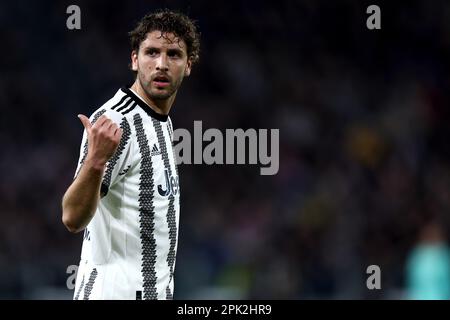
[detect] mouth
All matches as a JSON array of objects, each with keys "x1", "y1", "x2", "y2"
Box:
[{"x1": 153, "y1": 75, "x2": 170, "y2": 88}]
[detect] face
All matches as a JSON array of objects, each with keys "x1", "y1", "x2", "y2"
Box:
[{"x1": 131, "y1": 31, "x2": 192, "y2": 100}]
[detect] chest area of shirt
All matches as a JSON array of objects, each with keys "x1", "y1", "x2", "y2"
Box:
[{"x1": 130, "y1": 120, "x2": 179, "y2": 198}]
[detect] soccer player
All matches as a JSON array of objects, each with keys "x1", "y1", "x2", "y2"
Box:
[{"x1": 61, "y1": 9, "x2": 200, "y2": 300}]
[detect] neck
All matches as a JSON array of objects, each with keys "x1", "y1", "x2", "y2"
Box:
[{"x1": 131, "y1": 79, "x2": 176, "y2": 115}]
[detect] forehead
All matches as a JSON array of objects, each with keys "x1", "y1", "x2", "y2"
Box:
[{"x1": 140, "y1": 31, "x2": 187, "y2": 52}]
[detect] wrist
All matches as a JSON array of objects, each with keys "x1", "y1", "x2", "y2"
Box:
[{"x1": 85, "y1": 156, "x2": 107, "y2": 172}]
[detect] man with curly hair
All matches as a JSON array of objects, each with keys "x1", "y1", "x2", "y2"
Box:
[{"x1": 61, "y1": 9, "x2": 200, "y2": 300}]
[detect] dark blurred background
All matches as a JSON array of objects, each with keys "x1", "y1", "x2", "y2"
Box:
[{"x1": 1, "y1": 0, "x2": 450, "y2": 299}]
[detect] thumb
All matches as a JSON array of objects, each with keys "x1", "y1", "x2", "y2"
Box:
[{"x1": 78, "y1": 114, "x2": 92, "y2": 132}]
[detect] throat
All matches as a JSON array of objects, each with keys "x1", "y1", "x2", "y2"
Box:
[{"x1": 130, "y1": 81, "x2": 173, "y2": 115}]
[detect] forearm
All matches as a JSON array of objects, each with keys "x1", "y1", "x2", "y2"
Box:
[{"x1": 62, "y1": 157, "x2": 105, "y2": 233}]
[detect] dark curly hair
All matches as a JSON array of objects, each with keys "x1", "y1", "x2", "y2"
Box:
[{"x1": 128, "y1": 9, "x2": 200, "y2": 65}]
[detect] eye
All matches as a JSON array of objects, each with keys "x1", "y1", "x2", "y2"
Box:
[
  {"x1": 146, "y1": 49, "x2": 158, "y2": 56},
  {"x1": 168, "y1": 50, "x2": 182, "y2": 58}
]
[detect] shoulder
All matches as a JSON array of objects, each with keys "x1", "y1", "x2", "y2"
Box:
[{"x1": 89, "y1": 89, "x2": 137, "y2": 126}]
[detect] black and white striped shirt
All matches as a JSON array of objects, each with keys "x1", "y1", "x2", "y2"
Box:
[{"x1": 73, "y1": 87, "x2": 180, "y2": 300}]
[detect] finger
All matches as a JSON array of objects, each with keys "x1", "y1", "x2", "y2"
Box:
[
  {"x1": 78, "y1": 114, "x2": 92, "y2": 131},
  {"x1": 107, "y1": 120, "x2": 117, "y2": 131},
  {"x1": 94, "y1": 114, "x2": 109, "y2": 128},
  {"x1": 114, "y1": 127, "x2": 123, "y2": 139}
]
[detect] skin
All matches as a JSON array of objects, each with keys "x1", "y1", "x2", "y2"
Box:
[
  {"x1": 62, "y1": 30, "x2": 192, "y2": 233},
  {"x1": 61, "y1": 114, "x2": 122, "y2": 233},
  {"x1": 131, "y1": 31, "x2": 192, "y2": 115}
]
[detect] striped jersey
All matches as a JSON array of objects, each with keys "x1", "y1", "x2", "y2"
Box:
[{"x1": 72, "y1": 86, "x2": 180, "y2": 300}]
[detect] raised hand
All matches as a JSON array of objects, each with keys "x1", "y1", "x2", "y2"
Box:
[{"x1": 78, "y1": 114, "x2": 123, "y2": 168}]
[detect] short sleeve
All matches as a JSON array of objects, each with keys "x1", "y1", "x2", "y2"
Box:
[{"x1": 73, "y1": 108, "x2": 133, "y2": 198}]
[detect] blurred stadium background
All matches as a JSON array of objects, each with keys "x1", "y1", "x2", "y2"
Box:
[{"x1": 1, "y1": 0, "x2": 450, "y2": 299}]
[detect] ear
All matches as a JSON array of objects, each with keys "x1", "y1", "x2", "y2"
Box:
[
  {"x1": 131, "y1": 50, "x2": 138, "y2": 71},
  {"x1": 184, "y1": 58, "x2": 192, "y2": 77}
]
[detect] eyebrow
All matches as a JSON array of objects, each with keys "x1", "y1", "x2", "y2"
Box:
[
  {"x1": 167, "y1": 48, "x2": 184, "y2": 55},
  {"x1": 143, "y1": 46, "x2": 160, "y2": 51},
  {"x1": 143, "y1": 46, "x2": 185, "y2": 55}
]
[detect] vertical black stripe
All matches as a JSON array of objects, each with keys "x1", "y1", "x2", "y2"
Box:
[
  {"x1": 167, "y1": 118, "x2": 173, "y2": 141},
  {"x1": 134, "y1": 113, "x2": 158, "y2": 300},
  {"x1": 74, "y1": 274, "x2": 85, "y2": 300},
  {"x1": 152, "y1": 118, "x2": 177, "y2": 300},
  {"x1": 101, "y1": 117, "x2": 132, "y2": 197},
  {"x1": 75, "y1": 109, "x2": 107, "y2": 178},
  {"x1": 167, "y1": 119, "x2": 179, "y2": 178},
  {"x1": 83, "y1": 268, "x2": 98, "y2": 300}
]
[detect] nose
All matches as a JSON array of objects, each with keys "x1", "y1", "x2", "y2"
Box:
[{"x1": 156, "y1": 53, "x2": 169, "y2": 72}]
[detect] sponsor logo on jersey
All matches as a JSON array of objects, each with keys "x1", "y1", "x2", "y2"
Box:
[{"x1": 158, "y1": 169, "x2": 179, "y2": 197}]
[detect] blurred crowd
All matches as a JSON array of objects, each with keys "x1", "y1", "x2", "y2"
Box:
[{"x1": 1, "y1": 0, "x2": 450, "y2": 299}]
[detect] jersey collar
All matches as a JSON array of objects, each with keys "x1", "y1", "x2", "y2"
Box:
[{"x1": 121, "y1": 86, "x2": 169, "y2": 122}]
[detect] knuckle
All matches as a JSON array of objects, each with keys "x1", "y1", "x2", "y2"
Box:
[{"x1": 99, "y1": 129, "x2": 109, "y2": 138}]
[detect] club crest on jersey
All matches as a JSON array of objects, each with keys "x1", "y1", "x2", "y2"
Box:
[{"x1": 158, "y1": 169, "x2": 179, "y2": 197}]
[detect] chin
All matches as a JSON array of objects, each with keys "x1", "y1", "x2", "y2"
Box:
[{"x1": 151, "y1": 92, "x2": 172, "y2": 100}]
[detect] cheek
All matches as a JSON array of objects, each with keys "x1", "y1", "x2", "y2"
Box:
[
  {"x1": 138, "y1": 62, "x2": 155, "y2": 81},
  {"x1": 174, "y1": 64, "x2": 187, "y2": 79},
  {"x1": 138, "y1": 57, "x2": 153, "y2": 71}
]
